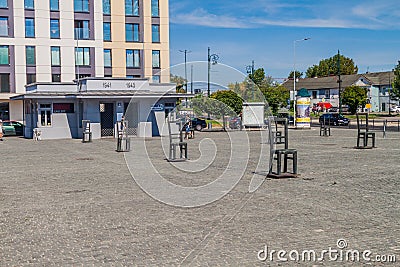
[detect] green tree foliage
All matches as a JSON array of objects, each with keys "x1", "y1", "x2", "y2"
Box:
[
  {"x1": 305, "y1": 54, "x2": 358, "y2": 78},
  {"x1": 228, "y1": 68, "x2": 290, "y2": 114},
  {"x1": 342, "y1": 85, "x2": 367, "y2": 114},
  {"x1": 391, "y1": 61, "x2": 400, "y2": 100},
  {"x1": 261, "y1": 85, "x2": 290, "y2": 114},
  {"x1": 210, "y1": 90, "x2": 243, "y2": 115},
  {"x1": 191, "y1": 95, "x2": 237, "y2": 122},
  {"x1": 288, "y1": 70, "x2": 303, "y2": 79}
]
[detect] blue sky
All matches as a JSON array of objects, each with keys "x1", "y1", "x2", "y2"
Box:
[{"x1": 169, "y1": 0, "x2": 400, "y2": 82}]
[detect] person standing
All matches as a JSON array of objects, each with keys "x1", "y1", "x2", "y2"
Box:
[{"x1": 0, "y1": 119, "x2": 3, "y2": 141}]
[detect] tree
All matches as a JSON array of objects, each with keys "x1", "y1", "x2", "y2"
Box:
[
  {"x1": 305, "y1": 54, "x2": 358, "y2": 78},
  {"x1": 342, "y1": 85, "x2": 367, "y2": 114},
  {"x1": 391, "y1": 61, "x2": 400, "y2": 101},
  {"x1": 261, "y1": 85, "x2": 290, "y2": 114},
  {"x1": 210, "y1": 90, "x2": 243, "y2": 115},
  {"x1": 288, "y1": 70, "x2": 303, "y2": 79},
  {"x1": 249, "y1": 68, "x2": 268, "y2": 88}
]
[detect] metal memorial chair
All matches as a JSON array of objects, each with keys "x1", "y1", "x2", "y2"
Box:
[
  {"x1": 266, "y1": 116, "x2": 297, "y2": 178},
  {"x1": 116, "y1": 119, "x2": 130, "y2": 152},
  {"x1": 356, "y1": 113, "x2": 375, "y2": 148},
  {"x1": 319, "y1": 117, "x2": 331, "y2": 137},
  {"x1": 82, "y1": 120, "x2": 92, "y2": 143},
  {"x1": 167, "y1": 113, "x2": 188, "y2": 161}
]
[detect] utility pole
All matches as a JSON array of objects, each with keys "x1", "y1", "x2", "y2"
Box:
[
  {"x1": 179, "y1": 49, "x2": 191, "y2": 108},
  {"x1": 337, "y1": 50, "x2": 343, "y2": 115}
]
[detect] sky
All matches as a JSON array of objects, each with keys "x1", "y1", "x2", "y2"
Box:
[{"x1": 168, "y1": 0, "x2": 400, "y2": 84}]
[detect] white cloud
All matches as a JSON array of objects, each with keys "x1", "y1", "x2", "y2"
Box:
[
  {"x1": 170, "y1": 1, "x2": 400, "y2": 30},
  {"x1": 170, "y1": 8, "x2": 253, "y2": 29}
]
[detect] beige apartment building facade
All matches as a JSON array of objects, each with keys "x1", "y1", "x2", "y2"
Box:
[{"x1": 0, "y1": 0, "x2": 170, "y2": 121}]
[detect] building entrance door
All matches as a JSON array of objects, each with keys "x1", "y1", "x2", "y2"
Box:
[{"x1": 100, "y1": 103, "x2": 114, "y2": 137}]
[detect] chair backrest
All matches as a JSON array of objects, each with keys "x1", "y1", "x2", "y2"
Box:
[
  {"x1": 356, "y1": 112, "x2": 369, "y2": 132},
  {"x1": 167, "y1": 113, "x2": 183, "y2": 144}
]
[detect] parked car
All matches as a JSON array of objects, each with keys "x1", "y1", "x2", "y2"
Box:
[
  {"x1": 319, "y1": 113, "x2": 349, "y2": 126},
  {"x1": 390, "y1": 106, "x2": 400, "y2": 113},
  {"x1": 191, "y1": 117, "x2": 207, "y2": 131},
  {"x1": 276, "y1": 113, "x2": 294, "y2": 124},
  {"x1": 2, "y1": 120, "x2": 24, "y2": 136},
  {"x1": 229, "y1": 117, "x2": 241, "y2": 129}
]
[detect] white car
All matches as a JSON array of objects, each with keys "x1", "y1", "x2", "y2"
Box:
[{"x1": 390, "y1": 106, "x2": 400, "y2": 113}]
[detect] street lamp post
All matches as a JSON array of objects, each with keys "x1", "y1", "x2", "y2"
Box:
[
  {"x1": 246, "y1": 60, "x2": 255, "y2": 101},
  {"x1": 179, "y1": 49, "x2": 191, "y2": 107},
  {"x1": 207, "y1": 47, "x2": 219, "y2": 98},
  {"x1": 293, "y1": 38, "x2": 310, "y2": 127},
  {"x1": 207, "y1": 47, "x2": 219, "y2": 124}
]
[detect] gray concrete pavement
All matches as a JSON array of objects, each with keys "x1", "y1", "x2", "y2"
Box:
[{"x1": 0, "y1": 127, "x2": 399, "y2": 266}]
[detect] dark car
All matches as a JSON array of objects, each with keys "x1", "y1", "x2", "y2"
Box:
[
  {"x1": 276, "y1": 113, "x2": 294, "y2": 124},
  {"x1": 319, "y1": 113, "x2": 349, "y2": 126},
  {"x1": 229, "y1": 117, "x2": 241, "y2": 129},
  {"x1": 2, "y1": 120, "x2": 24, "y2": 136},
  {"x1": 191, "y1": 118, "x2": 207, "y2": 131}
]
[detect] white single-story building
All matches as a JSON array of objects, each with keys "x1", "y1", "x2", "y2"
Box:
[{"x1": 11, "y1": 78, "x2": 190, "y2": 140}]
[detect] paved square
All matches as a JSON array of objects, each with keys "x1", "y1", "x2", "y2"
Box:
[{"x1": 1, "y1": 127, "x2": 399, "y2": 266}]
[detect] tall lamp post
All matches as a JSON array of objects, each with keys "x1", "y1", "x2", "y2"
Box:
[
  {"x1": 207, "y1": 47, "x2": 219, "y2": 124},
  {"x1": 293, "y1": 38, "x2": 310, "y2": 127},
  {"x1": 179, "y1": 49, "x2": 191, "y2": 107},
  {"x1": 246, "y1": 60, "x2": 255, "y2": 101},
  {"x1": 207, "y1": 47, "x2": 219, "y2": 98}
]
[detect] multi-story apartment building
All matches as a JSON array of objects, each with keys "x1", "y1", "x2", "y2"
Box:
[{"x1": 0, "y1": 0, "x2": 170, "y2": 121}]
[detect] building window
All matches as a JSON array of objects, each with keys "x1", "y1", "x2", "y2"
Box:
[
  {"x1": 0, "y1": 17, "x2": 8, "y2": 36},
  {"x1": 312, "y1": 91, "x2": 317, "y2": 99},
  {"x1": 0, "y1": 0, "x2": 7, "y2": 8},
  {"x1": 26, "y1": 73, "x2": 36, "y2": 84},
  {"x1": 152, "y1": 75, "x2": 160, "y2": 83},
  {"x1": 104, "y1": 49, "x2": 111, "y2": 67},
  {"x1": 125, "y1": 0, "x2": 139, "y2": 16},
  {"x1": 50, "y1": 19, "x2": 60, "y2": 38},
  {"x1": 151, "y1": 0, "x2": 159, "y2": 17},
  {"x1": 126, "y1": 49, "x2": 140, "y2": 68},
  {"x1": 325, "y1": 89, "x2": 330, "y2": 98},
  {"x1": 26, "y1": 46, "x2": 35, "y2": 66},
  {"x1": 0, "y1": 73, "x2": 9, "y2": 92},
  {"x1": 103, "y1": 22, "x2": 111, "y2": 41},
  {"x1": 51, "y1": 46, "x2": 60, "y2": 66},
  {"x1": 50, "y1": 0, "x2": 59, "y2": 11},
  {"x1": 39, "y1": 104, "x2": 52, "y2": 126},
  {"x1": 103, "y1": 0, "x2": 110, "y2": 15},
  {"x1": 152, "y1": 24, "x2": 160, "y2": 43},
  {"x1": 25, "y1": 0, "x2": 34, "y2": 9},
  {"x1": 0, "y1": 45, "x2": 9, "y2": 65},
  {"x1": 74, "y1": 0, "x2": 89, "y2": 12},
  {"x1": 74, "y1": 20, "x2": 90, "y2": 39},
  {"x1": 52, "y1": 74, "x2": 61, "y2": 82},
  {"x1": 152, "y1": 50, "x2": 160, "y2": 68},
  {"x1": 125, "y1": 23, "x2": 139, "y2": 42},
  {"x1": 25, "y1": 18, "x2": 35, "y2": 37},
  {"x1": 75, "y1": 47, "x2": 90, "y2": 66}
]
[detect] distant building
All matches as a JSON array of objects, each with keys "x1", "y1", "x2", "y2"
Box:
[
  {"x1": 0, "y1": 0, "x2": 170, "y2": 121},
  {"x1": 282, "y1": 71, "x2": 396, "y2": 112},
  {"x1": 11, "y1": 78, "x2": 187, "y2": 139}
]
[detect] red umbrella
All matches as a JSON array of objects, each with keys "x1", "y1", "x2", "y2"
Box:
[{"x1": 317, "y1": 102, "x2": 332, "y2": 109}]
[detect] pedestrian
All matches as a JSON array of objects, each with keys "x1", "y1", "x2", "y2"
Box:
[{"x1": 0, "y1": 119, "x2": 3, "y2": 141}]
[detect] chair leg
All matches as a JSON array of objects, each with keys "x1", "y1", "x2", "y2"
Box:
[
  {"x1": 276, "y1": 152, "x2": 282, "y2": 175},
  {"x1": 283, "y1": 153, "x2": 288, "y2": 173},
  {"x1": 293, "y1": 151, "x2": 297, "y2": 174}
]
